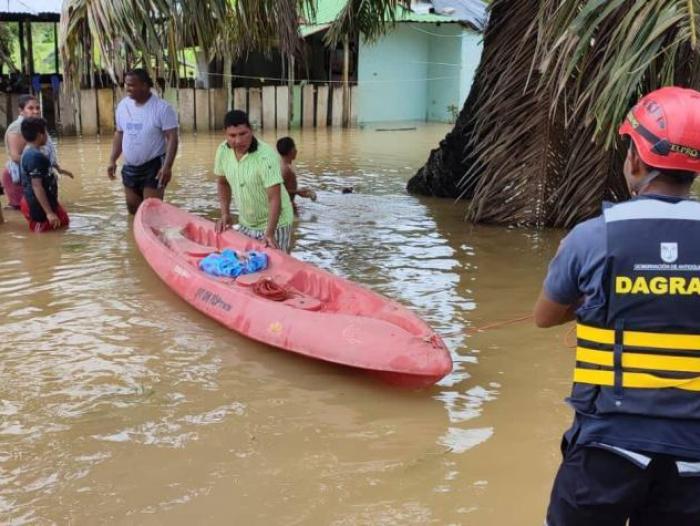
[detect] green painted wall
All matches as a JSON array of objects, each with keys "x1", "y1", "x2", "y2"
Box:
[
  {"x1": 357, "y1": 23, "x2": 483, "y2": 124},
  {"x1": 358, "y1": 25, "x2": 430, "y2": 123}
]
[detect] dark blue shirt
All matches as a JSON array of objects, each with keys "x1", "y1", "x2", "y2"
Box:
[
  {"x1": 20, "y1": 146, "x2": 57, "y2": 222},
  {"x1": 544, "y1": 196, "x2": 700, "y2": 461}
]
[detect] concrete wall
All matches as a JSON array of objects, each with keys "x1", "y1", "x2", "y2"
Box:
[
  {"x1": 427, "y1": 27, "x2": 483, "y2": 123},
  {"x1": 358, "y1": 23, "x2": 483, "y2": 124},
  {"x1": 358, "y1": 24, "x2": 430, "y2": 123},
  {"x1": 427, "y1": 24, "x2": 464, "y2": 122}
]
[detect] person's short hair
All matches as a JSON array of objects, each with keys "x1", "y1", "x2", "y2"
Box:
[
  {"x1": 18, "y1": 94, "x2": 37, "y2": 109},
  {"x1": 276, "y1": 137, "x2": 296, "y2": 156},
  {"x1": 224, "y1": 110, "x2": 251, "y2": 129},
  {"x1": 629, "y1": 140, "x2": 696, "y2": 186},
  {"x1": 21, "y1": 117, "x2": 47, "y2": 142},
  {"x1": 125, "y1": 68, "x2": 154, "y2": 88}
]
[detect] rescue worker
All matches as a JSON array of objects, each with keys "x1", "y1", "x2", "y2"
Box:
[{"x1": 534, "y1": 86, "x2": 700, "y2": 525}]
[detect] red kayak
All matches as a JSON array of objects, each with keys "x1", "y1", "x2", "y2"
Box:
[{"x1": 133, "y1": 199, "x2": 452, "y2": 387}]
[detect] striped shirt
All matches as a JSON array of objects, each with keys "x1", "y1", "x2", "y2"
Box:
[{"x1": 214, "y1": 138, "x2": 293, "y2": 231}]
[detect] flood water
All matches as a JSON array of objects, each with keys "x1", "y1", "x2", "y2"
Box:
[{"x1": 0, "y1": 123, "x2": 577, "y2": 524}]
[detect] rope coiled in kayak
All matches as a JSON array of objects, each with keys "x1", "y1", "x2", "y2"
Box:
[{"x1": 253, "y1": 278, "x2": 290, "y2": 301}]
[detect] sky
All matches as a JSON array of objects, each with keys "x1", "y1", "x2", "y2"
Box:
[{"x1": 0, "y1": 0, "x2": 63, "y2": 15}]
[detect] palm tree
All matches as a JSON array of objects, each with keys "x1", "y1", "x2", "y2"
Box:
[
  {"x1": 409, "y1": 0, "x2": 700, "y2": 227},
  {"x1": 58, "y1": 0, "x2": 700, "y2": 227}
]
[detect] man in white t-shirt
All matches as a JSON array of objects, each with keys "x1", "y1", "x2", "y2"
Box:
[{"x1": 108, "y1": 69, "x2": 179, "y2": 214}]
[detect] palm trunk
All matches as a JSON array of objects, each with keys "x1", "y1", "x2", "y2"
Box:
[{"x1": 408, "y1": 0, "x2": 630, "y2": 227}]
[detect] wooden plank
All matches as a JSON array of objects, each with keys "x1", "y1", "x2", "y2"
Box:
[
  {"x1": 302, "y1": 85, "x2": 314, "y2": 128},
  {"x1": 291, "y1": 85, "x2": 302, "y2": 128},
  {"x1": 178, "y1": 88, "x2": 195, "y2": 132},
  {"x1": 316, "y1": 85, "x2": 329, "y2": 129},
  {"x1": 262, "y1": 85, "x2": 276, "y2": 130},
  {"x1": 248, "y1": 88, "x2": 262, "y2": 130},
  {"x1": 58, "y1": 85, "x2": 76, "y2": 135},
  {"x1": 350, "y1": 85, "x2": 358, "y2": 127},
  {"x1": 331, "y1": 86, "x2": 343, "y2": 128},
  {"x1": 97, "y1": 88, "x2": 115, "y2": 134},
  {"x1": 275, "y1": 86, "x2": 289, "y2": 131},
  {"x1": 0, "y1": 93, "x2": 9, "y2": 130},
  {"x1": 195, "y1": 88, "x2": 210, "y2": 132},
  {"x1": 210, "y1": 88, "x2": 227, "y2": 130},
  {"x1": 163, "y1": 87, "x2": 177, "y2": 109},
  {"x1": 9, "y1": 94, "x2": 20, "y2": 120},
  {"x1": 79, "y1": 89, "x2": 98, "y2": 135},
  {"x1": 233, "y1": 87, "x2": 247, "y2": 112}
]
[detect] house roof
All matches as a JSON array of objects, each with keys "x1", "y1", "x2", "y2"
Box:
[{"x1": 300, "y1": 0, "x2": 487, "y2": 37}]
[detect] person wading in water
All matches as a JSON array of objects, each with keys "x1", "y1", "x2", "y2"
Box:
[
  {"x1": 108, "y1": 68, "x2": 179, "y2": 214},
  {"x1": 535, "y1": 86, "x2": 700, "y2": 525}
]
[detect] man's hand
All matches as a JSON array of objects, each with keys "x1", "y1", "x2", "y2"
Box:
[
  {"x1": 46, "y1": 212, "x2": 61, "y2": 229},
  {"x1": 264, "y1": 233, "x2": 279, "y2": 249},
  {"x1": 215, "y1": 213, "x2": 231, "y2": 233},
  {"x1": 156, "y1": 165, "x2": 172, "y2": 188},
  {"x1": 107, "y1": 164, "x2": 117, "y2": 180}
]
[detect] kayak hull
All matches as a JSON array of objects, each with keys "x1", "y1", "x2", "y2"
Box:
[{"x1": 133, "y1": 199, "x2": 452, "y2": 387}]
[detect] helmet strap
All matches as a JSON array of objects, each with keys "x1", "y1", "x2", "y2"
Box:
[{"x1": 631, "y1": 169, "x2": 661, "y2": 196}]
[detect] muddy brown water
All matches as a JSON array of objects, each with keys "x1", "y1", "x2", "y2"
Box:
[{"x1": 0, "y1": 124, "x2": 576, "y2": 524}]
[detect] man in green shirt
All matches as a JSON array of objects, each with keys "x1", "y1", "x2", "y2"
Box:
[{"x1": 214, "y1": 110, "x2": 294, "y2": 252}]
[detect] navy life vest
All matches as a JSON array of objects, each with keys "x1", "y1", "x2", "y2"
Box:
[{"x1": 574, "y1": 198, "x2": 700, "y2": 420}]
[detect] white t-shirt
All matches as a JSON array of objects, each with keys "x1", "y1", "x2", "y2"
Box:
[{"x1": 115, "y1": 94, "x2": 179, "y2": 167}]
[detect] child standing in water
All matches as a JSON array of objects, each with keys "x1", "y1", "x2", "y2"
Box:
[
  {"x1": 4, "y1": 95, "x2": 72, "y2": 209},
  {"x1": 19, "y1": 118, "x2": 70, "y2": 232},
  {"x1": 276, "y1": 137, "x2": 316, "y2": 216}
]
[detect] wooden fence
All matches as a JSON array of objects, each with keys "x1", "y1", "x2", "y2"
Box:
[{"x1": 0, "y1": 84, "x2": 359, "y2": 136}]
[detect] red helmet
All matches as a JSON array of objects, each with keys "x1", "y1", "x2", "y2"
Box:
[{"x1": 618, "y1": 86, "x2": 700, "y2": 173}]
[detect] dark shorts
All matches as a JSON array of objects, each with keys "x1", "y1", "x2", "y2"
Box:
[
  {"x1": 121, "y1": 155, "x2": 165, "y2": 191},
  {"x1": 546, "y1": 436, "x2": 700, "y2": 526}
]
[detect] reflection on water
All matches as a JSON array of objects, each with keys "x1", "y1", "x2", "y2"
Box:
[{"x1": 1, "y1": 124, "x2": 573, "y2": 524}]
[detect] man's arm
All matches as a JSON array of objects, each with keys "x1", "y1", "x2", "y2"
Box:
[
  {"x1": 534, "y1": 291, "x2": 579, "y2": 328},
  {"x1": 282, "y1": 163, "x2": 297, "y2": 197},
  {"x1": 31, "y1": 178, "x2": 60, "y2": 228},
  {"x1": 157, "y1": 128, "x2": 179, "y2": 187},
  {"x1": 215, "y1": 176, "x2": 232, "y2": 233},
  {"x1": 533, "y1": 226, "x2": 591, "y2": 329},
  {"x1": 107, "y1": 131, "x2": 123, "y2": 180},
  {"x1": 265, "y1": 184, "x2": 282, "y2": 249}
]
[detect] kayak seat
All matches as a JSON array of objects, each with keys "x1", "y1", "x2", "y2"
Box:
[
  {"x1": 235, "y1": 272, "x2": 286, "y2": 287},
  {"x1": 159, "y1": 227, "x2": 217, "y2": 258},
  {"x1": 282, "y1": 296, "x2": 323, "y2": 311}
]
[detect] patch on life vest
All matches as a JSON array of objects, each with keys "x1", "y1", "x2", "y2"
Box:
[
  {"x1": 616, "y1": 276, "x2": 700, "y2": 295},
  {"x1": 660, "y1": 242, "x2": 678, "y2": 263}
]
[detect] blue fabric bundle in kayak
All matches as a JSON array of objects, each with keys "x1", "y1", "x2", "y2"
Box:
[{"x1": 199, "y1": 249, "x2": 268, "y2": 278}]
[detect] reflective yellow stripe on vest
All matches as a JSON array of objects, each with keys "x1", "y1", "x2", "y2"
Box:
[
  {"x1": 573, "y1": 368, "x2": 700, "y2": 391},
  {"x1": 575, "y1": 323, "x2": 700, "y2": 391},
  {"x1": 577, "y1": 324, "x2": 700, "y2": 351},
  {"x1": 576, "y1": 347, "x2": 700, "y2": 373}
]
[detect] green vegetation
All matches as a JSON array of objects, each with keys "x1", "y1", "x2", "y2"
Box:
[{"x1": 4, "y1": 22, "x2": 59, "y2": 74}]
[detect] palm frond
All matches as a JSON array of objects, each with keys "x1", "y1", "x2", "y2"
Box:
[
  {"x1": 325, "y1": 0, "x2": 409, "y2": 45},
  {"x1": 539, "y1": 0, "x2": 700, "y2": 146},
  {"x1": 60, "y1": 0, "x2": 407, "y2": 87},
  {"x1": 0, "y1": 22, "x2": 18, "y2": 74},
  {"x1": 412, "y1": 0, "x2": 700, "y2": 227}
]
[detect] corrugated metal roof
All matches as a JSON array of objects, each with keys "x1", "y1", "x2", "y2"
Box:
[
  {"x1": 301, "y1": 0, "x2": 486, "y2": 30},
  {"x1": 431, "y1": 0, "x2": 487, "y2": 30},
  {"x1": 0, "y1": 0, "x2": 62, "y2": 15}
]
